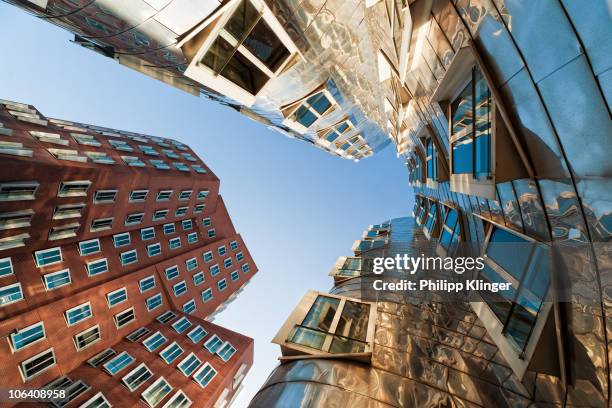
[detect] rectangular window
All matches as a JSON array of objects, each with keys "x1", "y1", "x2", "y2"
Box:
[
  {"x1": 146, "y1": 293, "x2": 163, "y2": 311},
  {"x1": 193, "y1": 272, "x2": 205, "y2": 286},
  {"x1": 125, "y1": 213, "x2": 144, "y2": 226},
  {"x1": 217, "y1": 341, "x2": 237, "y2": 362},
  {"x1": 91, "y1": 217, "x2": 113, "y2": 232},
  {"x1": 162, "y1": 149, "x2": 179, "y2": 159},
  {"x1": 193, "y1": 362, "x2": 217, "y2": 389},
  {"x1": 201, "y1": 288, "x2": 213, "y2": 302},
  {"x1": 10, "y1": 322, "x2": 45, "y2": 351},
  {"x1": 0, "y1": 282, "x2": 24, "y2": 307},
  {"x1": 49, "y1": 222, "x2": 80, "y2": 241},
  {"x1": 230, "y1": 270, "x2": 240, "y2": 281},
  {"x1": 20, "y1": 348, "x2": 56, "y2": 381},
  {"x1": 204, "y1": 334, "x2": 224, "y2": 354},
  {"x1": 108, "y1": 139, "x2": 133, "y2": 152},
  {"x1": 65, "y1": 302, "x2": 92, "y2": 326},
  {"x1": 173, "y1": 281, "x2": 187, "y2": 297},
  {"x1": 126, "y1": 327, "x2": 151, "y2": 342},
  {"x1": 182, "y1": 299, "x2": 196, "y2": 314},
  {"x1": 43, "y1": 269, "x2": 71, "y2": 290},
  {"x1": 177, "y1": 353, "x2": 201, "y2": 377},
  {"x1": 185, "y1": 258, "x2": 198, "y2": 271},
  {"x1": 173, "y1": 162, "x2": 190, "y2": 172},
  {"x1": 80, "y1": 392, "x2": 111, "y2": 408},
  {"x1": 107, "y1": 287, "x2": 128, "y2": 307},
  {"x1": 217, "y1": 279, "x2": 228, "y2": 292},
  {"x1": 203, "y1": 251, "x2": 213, "y2": 263},
  {"x1": 143, "y1": 331, "x2": 167, "y2": 352},
  {"x1": 163, "y1": 391, "x2": 192, "y2": 408},
  {"x1": 147, "y1": 243, "x2": 162, "y2": 257},
  {"x1": 141, "y1": 227, "x2": 155, "y2": 241},
  {"x1": 114, "y1": 307, "x2": 136, "y2": 329},
  {"x1": 181, "y1": 219, "x2": 193, "y2": 230},
  {"x1": 242, "y1": 263, "x2": 250, "y2": 273},
  {"x1": 102, "y1": 351, "x2": 134, "y2": 375},
  {"x1": 156, "y1": 190, "x2": 173, "y2": 201},
  {"x1": 182, "y1": 153, "x2": 196, "y2": 162},
  {"x1": 165, "y1": 265, "x2": 180, "y2": 280},
  {"x1": 194, "y1": 204, "x2": 205, "y2": 214},
  {"x1": 197, "y1": 190, "x2": 209, "y2": 200},
  {"x1": 217, "y1": 246, "x2": 226, "y2": 256},
  {"x1": 207, "y1": 229, "x2": 216, "y2": 238},
  {"x1": 121, "y1": 156, "x2": 145, "y2": 167},
  {"x1": 0, "y1": 257, "x2": 13, "y2": 277},
  {"x1": 113, "y1": 232, "x2": 131, "y2": 248},
  {"x1": 120, "y1": 249, "x2": 138, "y2": 266},
  {"x1": 72, "y1": 133, "x2": 100, "y2": 146},
  {"x1": 122, "y1": 363, "x2": 153, "y2": 392},
  {"x1": 139, "y1": 145, "x2": 159, "y2": 156},
  {"x1": 129, "y1": 190, "x2": 149, "y2": 202},
  {"x1": 288, "y1": 90, "x2": 334, "y2": 128},
  {"x1": 209, "y1": 264, "x2": 220, "y2": 277},
  {"x1": 163, "y1": 223, "x2": 175, "y2": 235},
  {"x1": 169, "y1": 237, "x2": 181, "y2": 250},
  {"x1": 156, "y1": 310, "x2": 176, "y2": 324},
  {"x1": 175, "y1": 207, "x2": 188, "y2": 216},
  {"x1": 223, "y1": 258, "x2": 233, "y2": 269},
  {"x1": 94, "y1": 190, "x2": 117, "y2": 204},
  {"x1": 142, "y1": 377, "x2": 173, "y2": 407},
  {"x1": 86, "y1": 258, "x2": 108, "y2": 276},
  {"x1": 236, "y1": 251, "x2": 244, "y2": 261},
  {"x1": 150, "y1": 159, "x2": 170, "y2": 170},
  {"x1": 34, "y1": 247, "x2": 62, "y2": 267},
  {"x1": 0, "y1": 209, "x2": 34, "y2": 230},
  {"x1": 74, "y1": 325, "x2": 101, "y2": 351},
  {"x1": 171, "y1": 317, "x2": 192, "y2": 334},
  {"x1": 87, "y1": 348, "x2": 116, "y2": 367},
  {"x1": 159, "y1": 342, "x2": 184, "y2": 364},
  {"x1": 203, "y1": 217, "x2": 211, "y2": 227},
  {"x1": 178, "y1": 190, "x2": 192, "y2": 200},
  {"x1": 79, "y1": 239, "x2": 100, "y2": 255},
  {"x1": 0, "y1": 141, "x2": 32, "y2": 157},
  {"x1": 58, "y1": 181, "x2": 91, "y2": 197},
  {"x1": 187, "y1": 325, "x2": 207, "y2": 343},
  {"x1": 230, "y1": 240, "x2": 238, "y2": 251},
  {"x1": 53, "y1": 203, "x2": 86, "y2": 220},
  {"x1": 86, "y1": 151, "x2": 115, "y2": 164},
  {"x1": 153, "y1": 209, "x2": 169, "y2": 221},
  {"x1": 187, "y1": 232, "x2": 198, "y2": 244},
  {"x1": 0, "y1": 181, "x2": 39, "y2": 201},
  {"x1": 48, "y1": 148, "x2": 87, "y2": 162},
  {"x1": 139, "y1": 275, "x2": 156, "y2": 293}
]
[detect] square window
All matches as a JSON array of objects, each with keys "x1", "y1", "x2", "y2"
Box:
[
  {"x1": 102, "y1": 351, "x2": 134, "y2": 375},
  {"x1": 203, "y1": 251, "x2": 213, "y2": 263},
  {"x1": 182, "y1": 299, "x2": 196, "y2": 314},
  {"x1": 20, "y1": 348, "x2": 56, "y2": 380},
  {"x1": 201, "y1": 288, "x2": 213, "y2": 302},
  {"x1": 169, "y1": 237, "x2": 181, "y2": 250},
  {"x1": 203, "y1": 217, "x2": 211, "y2": 227},
  {"x1": 146, "y1": 293, "x2": 163, "y2": 311},
  {"x1": 231, "y1": 270, "x2": 240, "y2": 281},
  {"x1": 153, "y1": 209, "x2": 168, "y2": 221},
  {"x1": 10, "y1": 321, "x2": 45, "y2": 351},
  {"x1": 207, "y1": 228, "x2": 216, "y2": 238},
  {"x1": 147, "y1": 243, "x2": 161, "y2": 257},
  {"x1": 217, "y1": 279, "x2": 228, "y2": 292},
  {"x1": 165, "y1": 265, "x2": 180, "y2": 281},
  {"x1": 125, "y1": 213, "x2": 144, "y2": 226},
  {"x1": 0, "y1": 257, "x2": 14, "y2": 277},
  {"x1": 172, "y1": 281, "x2": 187, "y2": 297},
  {"x1": 121, "y1": 363, "x2": 152, "y2": 392},
  {"x1": 175, "y1": 207, "x2": 188, "y2": 216},
  {"x1": 114, "y1": 307, "x2": 135, "y2": 329},
  {"x1": 141, "y1": 227, "x2": 155, "y2": 241},
  {"x1": 209, "y1": 264, "x2": 220, "y2": 277},
  {"x1": 193, "y1": 363, "x2": 217, "y2": 389},
  {"x1": 91, "y1": 217, "x2": 113, "y2": 232},
  {"x1": 163, "y1": 223, "x2": 175, "y2": 235},
  {"x1": 193, "y1": 272, "x2": 205, "y2": 286},
  {"x1": 218, "y1": 246, "x2": 226, "y2": 256},
  {"x1": 181, "y1": 219, "x2": 193, "y2": 230},
  {"x1": 187, "y1": 232, "x2": 198, "y2": 244},
  {"x1": 185, "y1": 258, "x2": 198, "y2": 271}
]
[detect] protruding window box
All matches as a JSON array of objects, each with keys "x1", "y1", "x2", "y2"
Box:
[
  {"x1": 280, "y1": 84, "x2": 337, "y2": 134},
  {"x1": 431, "y1": 43, "x2": 529, "y2": 200},
  {"x1": 328, "y1": 256, "x2": 367, "y2": 285},
  {"x1": 272, "y1": 291, "x2": 376, "y2": 363}
]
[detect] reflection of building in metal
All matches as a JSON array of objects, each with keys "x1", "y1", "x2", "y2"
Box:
[{"x1": 0, "y1": 99, "x2": 257, "y2": 407}]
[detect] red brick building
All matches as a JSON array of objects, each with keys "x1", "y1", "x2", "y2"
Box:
[{"x1": 0, "y1": 99, "x2": 257, "y2": 407}]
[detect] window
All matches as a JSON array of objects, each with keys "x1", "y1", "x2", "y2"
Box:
[
  {"x1": 156, "y1": 310, "x2": 176, "y2": 324},
  {"x1": 439, "y1": 206, "x2": 462, "y2": 255},
  {"x1": 197, "y1": 190, "x2": 209, "y2": 200},
  {"x1": 194, "y1": 204, "x2": 205, "y2": 214},
  {"x1": 48, "y1": 148, "x2": 87, "y2": 162},
  {"x1": 319, "y1": 119, "x2": 353, "y2": 143},
  {"x1": 142, "y1": 377, "x2": 173, "y2": 407},
  {"x1": 230, "y1": 270, "x2": 240, "y2": 281},
  {"x1": 0, "y1": 140, "x2": 32, "y2": 157},
  {"x1": 43, "y1": 269, "x2": 71, "y2": 290},
  {"x1": 178, "y1": 190, "x2": 192, "y2": 200},
  {"x1": 113, "y1": 232, "x2": 131, "y2": 247},
  {"x1": 91, "y1": 217, "x2": 113, "y2": 232},
  {"x1": 173, "y1": 281, "x2": 187, "y2": 297},
  {"x1": 72, "y1": 133, "x2": 100, "y2": 146},
  {"x1": 217, "y1": 279, "x2": 228, "y2": 292},
  {"x1": 153, "y1": 209, "x2": 169, "y2": 221},
  {"x1": 146, "y1": 293, "x2": 163, "y2": 311},
  {"x1": 0, "y1": 181, "x2": 39, "y2": 201},
  {"x1": 181, "y1": 153, "x2": 196, "y2": 162},
  {"x1": 86, "y1": 151, "x2": 115, "y2": 164},
  {"x1": 0, "y1": 257, "x2": 13, "y2": 277},
  {"x1": 34, "y1": 247, "x2": 62, "y2": 267},
  {"x1": 192, "y1": 165, "x2": 206, "y2": 174},
  {"x1": 426, "y1": 138, "x2": 438, "y2": 181},
  {"x1": 139, "y1": 145, "x2": 159, "y2": 156},
  {"x1": 207, "y1": 228, "x2": 216, "y2": 238},
  {"x1": 126, "y1": 327, "x2": 151, "y2": 342},
  {"x1": 203, "y1": 251, "x2": 213, "y2": 263},
  {"x1": 125, "y1": 212, "x2": 144, "y2": 226},
  {"x1": 162, "y1": 391, "x2": 192, "y2": 408},
  {"x1": 230, "y1": 240, "x2": 238, "y2": 251},
  {"x1": 10, "y1": 322, "x2": 45, "y2": 351},
  {"x1": 187, "y1": 325, "x2": 208, "y2": 343},
  {"x1": 236, "y1": 251, "x2": 244, "y2": 261},
  {"x1": 122, "y1": 363, "x2": 153, "y2": 392},
  {"x1": 114, "y1": 307, "x2": 136, "y2": 328},
  {"x1": 165, "y1": 265, "x2": 180, "y2": 280},
  {"x1": 143, "y1": 331, "x2": 167, "y2": 352},
  {"x1": 160, "y1": 342, "x2": 184, "y2": 364},
  {"x1": 185, "y1": 258, "x2": 198, "y2": 271},
  {"x1": 147, "y1": 243, "x2": 162, "y2": 257},
  {"x1": 87, "y1": 348, "x2": 116, "y2": 368},
  {"x1": 79, "y1": 239, "x2": 100, "y2": 255},
  {"x1": 204, "y1": 335, "x2": 224, "y2": 354},
  {"x1": 202, "y1": 288, "x2": 213, "y2": 302},
  {"x1": 163, "y1": 223, "x2": 175, "y2": 235},
  {"x1": 175, "y1": 207, "x2": 188, "y2": 216},
  {"x1": 108, "y1": 139, "x2": 133, "y2": 152},
  {"x1": 94, "y1": 190, "x2": 117, "y2": 203},
  {"x1": 173, "y1": 162, "x2": 190, "y2": 172},
  {"x1": 169, "y1": 237, "x2": 181, "y2": 250},
  {"x1": 218, "y1": 246, "x2": 226, "y2": 256},
  {"x1": 107, "y1": 287, "x2": 128, "y2": 307},
  {"x1": 193, "y1": 272, "x2": 205, "y2": 286},
  {"x1": 74, "y1": 325, "x2": 101, "y2": 351},
  {"x1": 183, "y1": 299, "x2": 196, "y2": 314},
  {"x1": 0, "y1": 209, "x2": 34, "y2": 230},
  {"x1": 130, "y1": 190, "x2": 149, "y2": 202},
  {"x1": 223, "y1": 258, "x2": 233, "y2": 268},
  {"x1": 49, "y1": 223, "x2": 80, "y2": 241},
  {"x1": 209, "y1": 264, "x2": 220, "y2": 277},
  {"x1": 80, "y1": 392, "x2": 112, "y2": 408},
  {"x1": 103, "y1": 351, "x2": 134, "y2": 375},
  {"x1": 177, "y1": 353, "x2": 201, "y2": 377},
  {"x1": 157, "y1": 190, "x2": 173, "y2": 201},
  {"x1": 29, "y1": 130, "x2": 65, "y2": 145},
  {"x1": 120, "y1": 249, "x2": 138, "y2": 266},
  {"x1": 141, "y1": 227, "x2": 156, "y2": 241},
  {"x1": 162, "y1": 149, "x2": 179, "y2": 159},
  {"x1": 139, "y1": 276, "x2": 156, "y2": 293},
  {"x1": 53, "y1": 203, "x2": 85, "y2": 220},
  {"x1": 287, "y1": 89, "x2": 335, "y2": 129},
  {"x1": 121, "y1": 156, "x2": 146, "y2": 167},
  {"x1": 202, "y1": 217, "x2": 211, "y2": 227},
  {"x1": 58, "y1": 181, "x2": 91, "y2": 197},
  {"x1": 193, "y1": 363, "x2": 217, "y2": 389},
  {"x1": 20, "y1": 348, "x2": 56, "y2": 381},
  {"x1": 86, "y1": 258, "x2": 109, "y2": 276},
  {"x1": 187, "y1": 232, "x2": 198, "y2": 244},
  {"x1": 65, "y1": 302, "x2": 93, "y2": 326},
  {"x1": 172, "y1": 317, "x2": 192, "y2": 334},
  {"x1": 48, "y1": 379, "x2": 90, "y2": 406},
  {"x1": 150, "y1": 159, "x2": 170, "y2": 170},
  {"x1": 217, "y1": 342, "x2": 237, "y2": 362},
  {"x1": 242, "y1": 263, "x2": 250, "y2": 273},
  {"x1": 181, "y1": 219, "x2": 193, "y2": 230}
]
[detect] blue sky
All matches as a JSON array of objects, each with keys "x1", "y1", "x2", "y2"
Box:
[{"x1": 0, "y1": 4, "x2": 414, "y2": 406}]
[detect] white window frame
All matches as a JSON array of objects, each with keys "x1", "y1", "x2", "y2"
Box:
[
  {"x1": 106, "y1": 287, "x2": 128, "y2": 308},
  {"x1": 74, "y1": 324, "x2": 102, "y2": 351},
  {"x1": 0, "y1": 181, "x2": 39, "y2": 201},
  {"x1": 9, "y1": 321, "x2": 46, "y2": 352},
  {"x1": 43, "y1": 268, "x2": 72, "y2": 290},
  {"x1": 122, "y1": 362, "x2": 153, "y2": 392},
  {"x1": 141, "y1": 377, "x2": 173, "y2": 408},
  {"x1": 156, "y1": 190, "x2": 173, "y2": 201},
  {"x1": 114, "y1": 307, "x2": 136, "y2": 329},
  {"x1": 58, "y1": 181, "x2": 91, "y2": 197},
  {"x1": 94, "y1": 189, "x2": 117, "y2": 204},
  {"x1": 64, "y1": 301, "x2": 93, "y2": 327},
  {"x1": 0, "y1": 282, "x2": 24, "y2": 307},
  {"x1": 129, "y1": 189, "x2": 149, "y2": 202},
  {"x1": 34, "y1": 247, "x2": 63, "y2": 267},
  {"x1": 79, "y1": 238, "x2": 101, "y2": 255},
  {"x1": 91, "y1": 217, "x2": 114, "y2": 232},
  {"x1": 19, "y1": 348, "x2": 56, "y2": 382}
]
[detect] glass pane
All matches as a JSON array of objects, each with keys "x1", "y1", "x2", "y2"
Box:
[
  {"x1": 451, "y1": 81, "x2": 473, "y2": 136},
  {"x1": 481, "y1": 264, "x2": 515, "y2": 323},
  {"x1": 222, "y1": 51, "x2": 269, "y2": 94},
  {"x1": 244, "y1": 19, "x2": 290, "y2": 71},
  {"x1": 301, "y1": 296, "x2": 340, "y2": 332},
  {"x1": 308, "y1": 93, "x2": 332, "y2": 115},
  {"x1": 334, "y1": 301, "x2": 369, "y2": 342},
  {"x1": 487, "y1": 228, "x2": 532, "y2": 280},
  {"x1": 452, "y1": 135, "x2": 473, "y2": 174},
  {"x1": 336, "y1": 122, "x2": 349, "y2": 133},
  {"x1": 287, "y1": 326, "x2": 326, "y2": 350},
  {"x1": 225, "y1": 0, "x2": 260, "y2": 42},
  {"x1": 202, "y1": 37, "x2": 236, "y2": 74},
  {"x1": 444, "y1": 208, "x2": 458, "y2": 231},
  {"x1": 291, "y1": 105, "x2": 317, "y2": 127},
  {"x1": 329, "y1": 335, "x2": 368, "y2": 353}
]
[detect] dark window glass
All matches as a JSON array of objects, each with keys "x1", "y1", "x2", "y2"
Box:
[
  {"x1": 308, "y1": 93, "x2": 332, "y2": 115},
  {"x1": 481, "y1": 264, "x2": 516, "y2": 322},
  {"x1": 487, "y1": 228, "x2": 532, "y2": 280},
  {"x1": 225, "y1": 0, "x2": 260, "y2": 42},
  {"x1": 474, "y1": 68, "x2": 491, "y2": 178},
  {"x1": 452, "y1": 135, "x2": 473, "y2": 174},
  {"x1": 302, "y1": 296, "x2": 340, "y2": 332},
  {"x1": 334, "y1": 301, "x2": 369, "y2": 342},
  {"x1": 451, "y1": 82, "x2": 472, "y2": 136},
  {"x1": 243, "y1": 19, "x2": 290, "y2": 72},
  {"x1": 292, "y1": 106, "x2": 317, "y2": 127}
]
